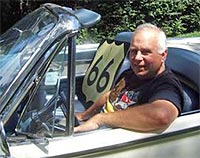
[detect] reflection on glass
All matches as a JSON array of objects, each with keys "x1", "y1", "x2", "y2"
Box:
[
  {"x1": 0, "y1": 7, "x2": 56, "y2": 97},
  {"x1": 17, "y1": 45, "x2": 69, "y2": 137}
]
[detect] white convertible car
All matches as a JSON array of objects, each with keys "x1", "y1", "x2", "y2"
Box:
[{"x1": 0, "y1": 3, "x2": 199, "y2": 158}]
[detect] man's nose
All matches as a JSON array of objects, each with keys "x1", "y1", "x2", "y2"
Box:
[{"x1": 134, "y1": 50, "x2": 143, "y2": 60}]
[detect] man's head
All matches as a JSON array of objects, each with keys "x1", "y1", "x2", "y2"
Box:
[{"x1": 129, "y1": 23, "x2": 167, "y2": 79}]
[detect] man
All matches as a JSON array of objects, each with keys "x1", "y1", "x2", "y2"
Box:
[{"x1": 74, "y1": 23, "x2": 183, "y2": 133}]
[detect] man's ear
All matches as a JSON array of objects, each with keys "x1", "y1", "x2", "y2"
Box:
[{"x1": 161, "y1": 49, "x2": 168, "y2": 62}]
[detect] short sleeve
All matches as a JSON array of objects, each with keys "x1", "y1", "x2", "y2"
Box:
[{"x1": 149, "y1": 84, "x2": 183, "y2": 115}]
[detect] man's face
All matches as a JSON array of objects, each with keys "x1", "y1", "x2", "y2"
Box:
[{"x1": 129, "y1": 30, "x2": 166, "y2": 79}]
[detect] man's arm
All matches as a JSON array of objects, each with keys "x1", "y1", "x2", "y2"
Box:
[
  {"x1": 76, "y1": 91, "x2": 110, "y2": 121},
  {"x1": 74, "y1": 100, "x2": 179, "y2": 132}
]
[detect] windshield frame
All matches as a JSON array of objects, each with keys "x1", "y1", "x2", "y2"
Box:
[{"x1": 0, "y1": 4, "x2": 80, "y2": 118}]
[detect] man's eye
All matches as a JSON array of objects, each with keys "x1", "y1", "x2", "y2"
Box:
[
  {"x1": 130, "y1": 49, "x2": 137, "y2": 55},
  {"x1": 141, "y1": 49, "x2": 151, "y2": 55}
]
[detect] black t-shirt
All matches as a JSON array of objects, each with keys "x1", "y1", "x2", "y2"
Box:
[{"x1": 102, "y1": 68, "x2": 184, "y2": 115}]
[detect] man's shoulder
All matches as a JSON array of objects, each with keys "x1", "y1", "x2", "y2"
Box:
[
  {"x1": 155, "y1": 67, "x2": 182, "y2": 89},
  {"x1": 118, "y1": 68, "x2": 136, "y2": 80}
]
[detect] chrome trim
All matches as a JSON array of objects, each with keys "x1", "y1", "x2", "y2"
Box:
[
  {"x1": 66, "y1": 36, "x2": 76, "y2": 136},
  {"x1": 0, "y1": 120, "x2": 10, "y2": 157}
]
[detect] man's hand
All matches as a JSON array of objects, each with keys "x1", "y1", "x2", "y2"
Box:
[
  {"x1": 74, "y1": 114, "x2": 101, "y2": 133},
  {"x1": 75, "y1": 112, "x2": 89, "y2": 121}
]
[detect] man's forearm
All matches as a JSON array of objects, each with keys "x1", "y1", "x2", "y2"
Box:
[
  {"x1": 84, "y1": 91, "x2": 110, "y2": 117},
  {"x1": 95, "y1": 100, "x2": 178, "y2": 132}
]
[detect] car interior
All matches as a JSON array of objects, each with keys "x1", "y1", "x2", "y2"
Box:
[{"x1": 4, "y1": 31, "x2": 200, "y2": 136}]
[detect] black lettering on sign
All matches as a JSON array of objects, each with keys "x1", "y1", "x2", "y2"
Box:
[
  {"x1": 87, "y1": 55, "x2": 103, "y2": 86},
  {"x1": 96, "y1": 59, "x2": 114, "y2": 92}
]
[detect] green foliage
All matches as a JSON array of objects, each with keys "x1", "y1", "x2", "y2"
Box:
[
  {"x1": 1, "y1": 0, "x2": 199, "y2": 43},
  {"x1": 135, "y1": 0, "x2": 200, "y2": 36},
  {"x1": 78, "y1": 0, "x2": 200, "y2": 43},
  {"x1": 176, "y1": 31, "x2": 200, "y2": 37}
]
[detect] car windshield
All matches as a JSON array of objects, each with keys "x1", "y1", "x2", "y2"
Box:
[{"x1": 0, "y1": 7, "x2": 57, "y2": 97}]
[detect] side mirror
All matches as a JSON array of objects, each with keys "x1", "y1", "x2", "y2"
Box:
[{"x1": 0, "y1": 120, "x2": 10, "y2": 157}]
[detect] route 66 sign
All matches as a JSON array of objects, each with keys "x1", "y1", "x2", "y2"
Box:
[{"x1": 82, "y1": 40, "x2": 129, "y2": 107}]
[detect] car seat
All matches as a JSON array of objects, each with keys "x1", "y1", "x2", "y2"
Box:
[{"x1": 166, "y1": 46, "x2": 200, "y2": 112}]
